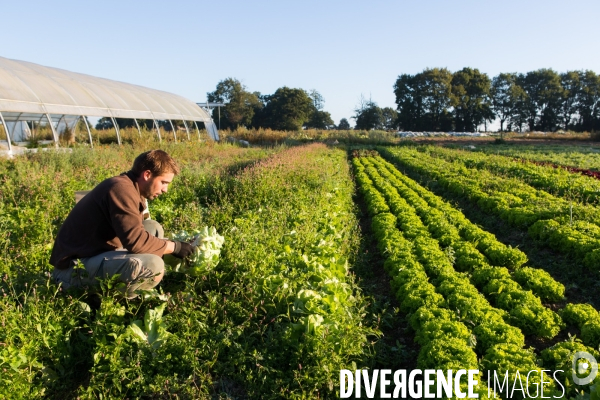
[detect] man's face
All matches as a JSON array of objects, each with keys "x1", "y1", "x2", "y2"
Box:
[{"x1": 139, "y1": 171, "x2": 175, "y2": 200}]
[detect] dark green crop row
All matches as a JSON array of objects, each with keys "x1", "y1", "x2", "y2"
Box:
[
  {"x1": 354, "y1": 150, "x2": 600, "y2": 396},
  {"x1": 473, "y1": 144, "x2": 600, "y2": 172},
  {"x1": 354, "y1": 154, "x2": 600, "y2": 396},
  {"x1": 367, "y1": 155, "x2": 564, "y2": 302},
  {"x1": 359, "y1": 156, "x2": 563, "y2": 339},
  {"x1": 427, "y1": 146, "x2": 600, "y2": 205},
  {"x1": 366, "y1": 156, "x2": 565, "y2": 303},
  {"x1": 352, "y1": 157, "x2": 557, "y2": 397},
  {"x1": 369, "y1": 155, "x2": 528, "y2": 268},
  {"x1": 379, "y1": 146, "x2": 600, "y2": 270}
]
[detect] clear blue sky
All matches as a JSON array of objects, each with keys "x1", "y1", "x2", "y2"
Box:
[{"x1": 2, "y1": 0, "x2": 599, "y2": 127}]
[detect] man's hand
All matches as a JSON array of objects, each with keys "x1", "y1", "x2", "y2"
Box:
[{"x1": 172, "y1": 241, "x2": 197, "y2": 259}]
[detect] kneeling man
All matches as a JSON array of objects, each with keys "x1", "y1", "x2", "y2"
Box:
[{"x1": 50, "y1": 149, "x2": 195, "y2": 298}]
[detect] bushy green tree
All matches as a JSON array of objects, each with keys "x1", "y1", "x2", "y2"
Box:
[
  {"x1": 519, "y1": 69, "x2": 563, "y2": 131},
  {"x1": 394, "y1": 73, "x2": 425, "y2": 131},
  {"x1": 353, "y1": 96, "x2": 384, "y2": 130},
  {"x1": 451, "y1": 68, "x2": 493, "y2": 132},
  {"x1": 381, "y1": 107, "x2": 399, "y2": 130},
  {"x1": 577, "y1": 70, "x2": 600, "y2": 132},
  {"x1": 257, "y1": 87, "x2": 314, "y2": 131},
  {"x1": 422, "y1": 68, "x2": 453, "y2": 131},
  {"x1": 558, "y1": 71, "x2": 582, "y2": 131},
  {"x1": 337, "y1": 118, "x2": 351, "y2": 130},
  {"x1": 394, "y1": 68, "x2": 452, "y2": 131},
  {"x1": 491, "y1": 73, "x2": 527, "y2": 132},
  {"x1": 304, "y1": 90, "x2": 334, "y2": 129},
  {"x1": 207, "y1": 78, "x2": 261, "y2": 129},
  {"x1": 305, "y1": 110, "x2": 334, "y2": 129}
]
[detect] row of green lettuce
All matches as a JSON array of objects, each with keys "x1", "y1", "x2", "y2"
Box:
[
  {"x1": 429, "y1": 145, "x2": 600, "y2": 205},
  {"x1": 378, "y1": 146, "x2": 600, "y2": 271},
  {"x1": 0, "y1": 144, "x2": 380, "y2": 399},
  {"x1": 352, "y1": 152, "x2": 600, "y2": 398},
  {"x1": 362, "y1": 155, "x2": 564, "y2": 337},
  {"x1": 378, "y1": 146, "x2": 600, "y2": 350},
  {"x1": 365, "y1": 155, "x2": 563, "y2": 300},
  {"x1": 472, "y1": 143, "x2": 600, "y2": 172}
]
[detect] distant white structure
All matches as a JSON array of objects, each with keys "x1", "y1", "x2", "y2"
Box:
[{"x1": 0, "y1": 56, "x2": 219, "y2": 154}]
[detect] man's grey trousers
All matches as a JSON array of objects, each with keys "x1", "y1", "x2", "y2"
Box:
[{"x1": 52, "y1": 220, "x2": 166, "y2": 299}]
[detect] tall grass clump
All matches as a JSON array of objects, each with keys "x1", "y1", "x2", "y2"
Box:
[{"x1": 223, "y1": 126, "x2": 399, "y2": 146}]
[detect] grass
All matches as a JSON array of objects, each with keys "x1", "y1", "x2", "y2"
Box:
[
  {"x1": 221, "y1": 127, "x2": 400, "y2": 146},
  {"x1": 0, "y1": 141, "x2": 387, "y2": 398},
  {"x1": 0, "y1": 142, "x2": 277, "y2": 397}
]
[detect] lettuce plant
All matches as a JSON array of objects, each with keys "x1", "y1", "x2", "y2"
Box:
[
  {"x1": 129, "y1": 303, "x2": 170, "y2": 350},
  {"x1": 165, "y1": 226, "x2": 225, "y2": 276}
]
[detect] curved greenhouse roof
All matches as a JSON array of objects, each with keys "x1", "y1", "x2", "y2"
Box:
[{"x1": 0, "y1": 56, "x2": 211, "y2": 122}]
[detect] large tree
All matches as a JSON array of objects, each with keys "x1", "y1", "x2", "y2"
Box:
[
  {"x1": 304, "y1": 90, "x2": 334, "y2": 129},
  {"x1": 207, "y1": 78, "x2": 261, "y2": 129},
  {"x1": 421, "y1": 68, "x2": 453, "y2": 131},
  {"x1": 305, "y1": 110, "x2": 334, "y2": 129},
  {"x1": 451, "y1": 68, "x2": 493, "y2": 132},
  {"x1": 337, "y1": 118, "x2": 351, "y2": 130},
  {"x1": 353, "y1": 96, "x2": 384, "y2": 130},
  {"x1": 394, "y1": 73, "x2": 425, "y2": 131},
  {"x1": 577, "y1": 70, "x2": 600, "y2": 132},
  {"x1": 381, "y1": 107, "x2": 398, "y2": 130},
  {"x1": 394, "y1": 69, "x2": 452, "y2": 131},
  {"x1": 519, "y1": 69, "x2": 563, "y2": 131},
  {"x1": 491, "y1": 73, "x2": 527, "y2": 132},
  {"x1": 558, "y1": 71, "x2": 582, "y2": 131},
  {"x1": 258, "y1": 87, "x2": 314, "y2": 131},
  {"x1": 510, "y1": 76, "x2": 530, "y2": 132}
]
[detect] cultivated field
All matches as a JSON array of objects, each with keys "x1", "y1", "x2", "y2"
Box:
[{"x1": 2, "y1": 138, "x2": 600, "y2": 398}]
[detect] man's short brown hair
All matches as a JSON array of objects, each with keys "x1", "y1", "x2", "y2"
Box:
[{"x1": 131, "y1": 150, "x2": 180, "y2": 177}]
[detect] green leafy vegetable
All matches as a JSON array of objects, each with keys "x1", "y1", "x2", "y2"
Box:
[{"x1": 166, "y1": 226, "x2": 225, "y2": 276}]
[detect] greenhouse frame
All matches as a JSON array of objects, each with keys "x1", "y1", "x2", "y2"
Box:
[{"x1": 0, "y1": 56, "x2": 219, "y2": 153}]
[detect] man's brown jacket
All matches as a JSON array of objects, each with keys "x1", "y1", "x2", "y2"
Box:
[{"x1": 50, "y1": 171, "x2": 167, "y2": 270}]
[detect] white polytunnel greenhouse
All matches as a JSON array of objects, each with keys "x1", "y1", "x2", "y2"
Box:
[{"x1": 0, "y1": 56, "x2": 219, "y2": 154}]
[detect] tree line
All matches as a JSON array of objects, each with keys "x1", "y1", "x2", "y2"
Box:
[
  {"x1": 206, "y1": 78, "x2": 342, "y2": 131},
  {"x1": 204, "y1": 69, "x2": 600, "y2": 133},
  {"x1": 393, "y1": 67, "x2": 600, "y2": 132}
]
